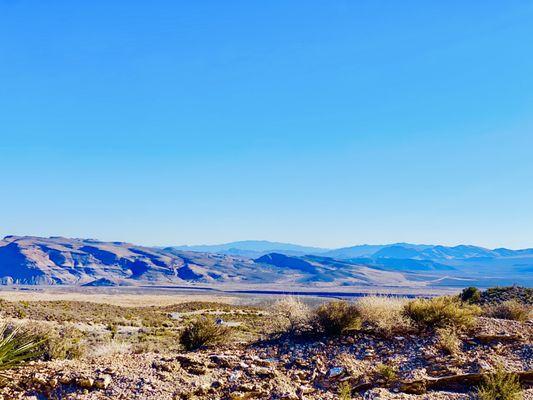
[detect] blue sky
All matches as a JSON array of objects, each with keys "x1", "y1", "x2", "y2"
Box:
[{"x1": 1, "y1": 1, "x2": 532, "y2": 248}]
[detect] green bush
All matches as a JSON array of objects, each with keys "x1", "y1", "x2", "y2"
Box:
[
  {"x1": 375, "y1": 363, "x2": 397, "y2": 384},
  {"x1": 404, "y1": 296, "x2": 480, "y2": 330},
  {"x1": 460, "y1": 287, "x2": 481, "y2": 303},
  {"x1": 313, "y1": 301, "x2": 361, "y2": 336},
  {"x1": 180, "y1": 317, "x2": 230, "y2": 351},
  {"x1": 338, "y1": 381, "x2": 352, "y2": 400},
  {"x1": 478, "y1": 366, "x2": 522, "y2": 400}
]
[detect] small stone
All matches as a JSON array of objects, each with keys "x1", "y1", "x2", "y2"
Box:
[
  {"x1": 78, "y1": 377, "x2": 95, "y2": 389},
  {"x1": 94, "y1": 374, "x2": 112, "y2": 389}
]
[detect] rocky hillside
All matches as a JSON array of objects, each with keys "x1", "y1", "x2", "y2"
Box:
[
  {"x1": 0, "y1": 236, "x2": 420, "y2": 287},
  {"x1": 173, "y1": 241, "x2": 533, "y2": 287}
]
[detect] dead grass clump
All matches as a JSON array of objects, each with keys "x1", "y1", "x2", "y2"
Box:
[
  {"x1": 404, "y1": 296, "x2": 480, "y2": 331},
  {"x1": 355, "y1": 296, "x2": 411, "y2": 336},
  {"x1": 313, "y1": 301, "x2": 360, "y2": 336},
  {"x1": 484, "y1": 300, "x2": 531, "y2": 322},
  {"x1": 90, "y1": 340, "x2": 132, "y2": 358},
  {"x1": 270, "y1": 297, "x2": 312, "y2": 336},
  {"x1": 477, "y1": 365, "x2": 523, "y2": 400},
  {"x1": 180, "y1": 317, "x2": 230, "y2": 351},
  {"x1": 436, "y1": 327, "x2": 461, "y2": 356}
]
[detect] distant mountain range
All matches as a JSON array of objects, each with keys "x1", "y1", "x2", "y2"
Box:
[{"x1": 1, "y1": 236, "x2": 532, "y2": 288}]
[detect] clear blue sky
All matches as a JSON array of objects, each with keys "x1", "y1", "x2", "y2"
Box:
[{"x1": 1, "y1": 1, "x2": 532, "y2": 249}]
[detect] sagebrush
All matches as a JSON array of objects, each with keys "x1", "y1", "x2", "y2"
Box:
[
  {"x1": 180, "y1": 317, "x2": 230, "y2": 351},
  {"x1": 404, "y1": 296, "x2": 480, "y2": 330}
]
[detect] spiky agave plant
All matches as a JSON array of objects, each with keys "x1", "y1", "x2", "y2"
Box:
[{"x1": 0, "y1": 324, "x2": 42, "y2": 373}]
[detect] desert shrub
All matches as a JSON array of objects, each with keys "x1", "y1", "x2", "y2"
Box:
[
  {"x1": 338, "y1": 381, "x2": 352, "y2": 400},
  {"x1": 480, "y1": 286, "x2": 533, "y2": 306},
  {"x1": 0, "y1": 324, "x2": 42, "y2": 371},
  {"x1": 484, "y1": 300, "x2": 531, "y2": 322},
  {"x1": 460, "y1": 287, "x2": 481, "y2": 304},
  {"x1": 355, "y1": 296, "x2": 411, "y2": 336},
  {"x1": 477, "y1": 365, "x2": 523, "y2": 400},
  {"x1": 436, "y1": 327, "x2": 461, "y2": 356},
  {"x1": 19, "y1": 324, "x2": 86, "y2": 360},
  {"x1": 180, "y1": 317, "x2": 230, "y2": 351},
  {"x1": 270, "y1": 297, "x2": 312, "y2": 336},
  {"x1": 404, "y1": 296, "x2": 480, "y2": 330},
  {"x1": 375, "y1": 363, "x2": 397, "y2": 384},
  {"x1": 313, "y1": 301, "x2": 361, "y2": 336}
]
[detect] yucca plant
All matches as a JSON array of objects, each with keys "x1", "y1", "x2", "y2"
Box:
[{"x1": 0, "y1": 324, "x2": 42, "y2": 372}]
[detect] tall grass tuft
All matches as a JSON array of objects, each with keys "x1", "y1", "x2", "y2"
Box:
[
  {"x1": 270, "y1": 297, "x2": 312, "y2": 336},
  {"x1": 355, "y1": 295, "x2": 411, "y2": 336}
]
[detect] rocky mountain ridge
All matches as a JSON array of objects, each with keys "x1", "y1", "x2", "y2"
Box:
[{"x1": 1, "y1": 236, "x2": 531, "y2": 287}]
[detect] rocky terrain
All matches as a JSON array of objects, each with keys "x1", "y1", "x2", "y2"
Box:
[{"x1": 0, "y1": 287, "x2": 530, "y2": 399}]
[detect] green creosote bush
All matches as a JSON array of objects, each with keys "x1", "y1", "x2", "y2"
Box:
[
  {"x1": 313, "y1": 301, "x2": 361, "y2": 336},
  {"x1": 477, "y1": 365, "x2": 523, "y2": 400},
  {"x1": 403, "y1": 296, "x2": 480, "y2": 331},
  {"x1": 180, "y1": 317, "x2": 230, "y2": 351},
  {"x1": 375, "y1": 363, "x2": 397, "y2": 384},
  {"x1": 460, "y1": 286, "x2": 481, "y2": 304}
]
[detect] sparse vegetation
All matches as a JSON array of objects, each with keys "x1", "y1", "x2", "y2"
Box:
[
  {"x1": 355, "y1": 295, "x2": 411, "y2": 336},
  {"x1": 0, "y1": 289, "x2": 528, "y2": 399},
  {"x1": 436, "y1": 326, "x2": 461, "y2": 356},
  {"x1": 270, "y1": 297, "x2": 312, "y2": 336},
  {"x1": 403, "y1": 296, "x2": 480, "y2": 330},
  {"x1": 180, "y1": 316, "x2": 230, "y2": 351},
  {"x1": 479, "y1": 286, "x2": 533, "y2": 306},
  {"x1": 375, "y1": 363, "x2": 397, "y2": 384},
  {"x1": 484, "y1": 300, "x2": 531, "y2": 322},
  {"x1": 313, "y1": 300, "x2": 361, "y2": 336},
  {"x1": 477, "y1": 365, "x2": 523, "y2": 400},
  {"x1": 338, "y1": 381, "x2": 352, "y2": 400}
]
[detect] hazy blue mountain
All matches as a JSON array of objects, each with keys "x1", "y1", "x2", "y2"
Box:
[
  {"x1": 168, "y1": 240, "x2": 329, "y2": 257},
  {"x1": 324, "y1": 243, "x2": 433, "y2": 259}
]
